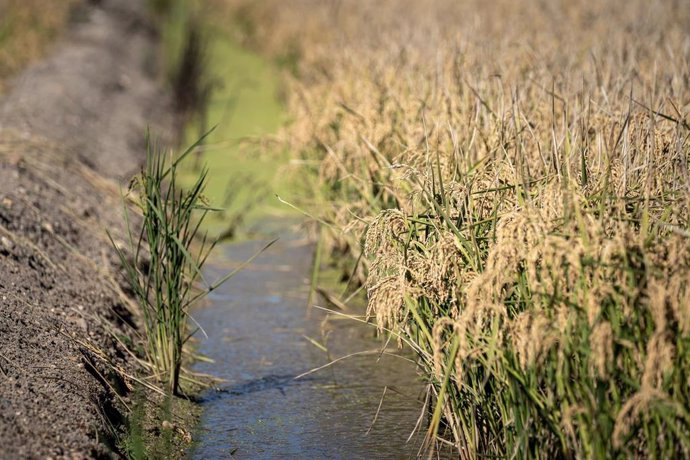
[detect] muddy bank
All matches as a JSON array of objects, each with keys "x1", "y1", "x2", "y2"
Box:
[{"x1": 0, "y1": 0, "x2": 172, "y2": 457}]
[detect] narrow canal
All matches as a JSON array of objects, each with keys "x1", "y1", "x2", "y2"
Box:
[
  {"x1": 176, "y1": 17, "x2": 431, "y2": 458},
  {"x1": 190, "y1": 227, "x2": 427, "y2": 458}
]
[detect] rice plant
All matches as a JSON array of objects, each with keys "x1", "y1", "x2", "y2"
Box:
[
  {"x1": 208, "y1": 0, "x2": 690, "y2": 457},
  {"x1": 109, "y1": 132, "x2": 221, "y2": 395}
]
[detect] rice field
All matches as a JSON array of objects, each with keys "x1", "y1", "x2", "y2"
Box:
[{"x1": 210, "y1": 0, "x2": 690, "y2": 457}]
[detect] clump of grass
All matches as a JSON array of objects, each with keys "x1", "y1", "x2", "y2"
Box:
[{"x1": 109, "y1": 133, "x2": 219, "y2": 395}]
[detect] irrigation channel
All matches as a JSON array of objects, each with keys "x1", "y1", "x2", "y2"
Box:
[
  {"x1": 182, "y1": 26, "x2": 429, "y2": 459},
  {"x1": 189, "y1": 226, "x2": 427, "y2": 458}
]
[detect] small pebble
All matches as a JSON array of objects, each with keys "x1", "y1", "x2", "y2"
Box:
[{"x1": 0, "y1": 236, "x2": 14, "y2": 254}]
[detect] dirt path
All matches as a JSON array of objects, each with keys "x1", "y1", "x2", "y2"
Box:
[
  {"x1": 0, "y1": 0, "x2": 170, "y2": 179},
  {"x1": 0, "y1": 0, "x2": 171, "y2": 457}
]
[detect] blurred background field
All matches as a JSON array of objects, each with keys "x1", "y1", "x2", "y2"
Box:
[{"x1": 0, "y1": 0, "x2": 77, "y2": 92}]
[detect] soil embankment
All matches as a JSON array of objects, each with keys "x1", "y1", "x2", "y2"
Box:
[{"x1": 0, "y1": 0, "x2": 171, "y2": 457}]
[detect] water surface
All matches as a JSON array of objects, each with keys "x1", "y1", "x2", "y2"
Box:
[{"x1": 190, "y1": 230, "x2": 429, "y2": 459}]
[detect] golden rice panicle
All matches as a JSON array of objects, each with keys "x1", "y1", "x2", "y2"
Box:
[
  {"x1": 432, "y1": 317, "x2": 459, "y2": 379},
  {"x1": 364, "y1": 210, "x2": 408, "y2": 331},
  {"x1": 653, "y1": 236, "x2": 690, "y2": 335},
  {"x1": 465, "y1": 209, "x2": 543, "y2": 305},
  {"x1": 613, "y1": 389, "x2": 668, "y2": 449},
  {"x1": 406, "y1": 232, "x2": 463, "y2": 315},
  {"x1": 510, "y1": 310, "x2": 558, "y2": 369},
  {"x1": 589, "y1": 321, "x2": 614, "y2": 379}
]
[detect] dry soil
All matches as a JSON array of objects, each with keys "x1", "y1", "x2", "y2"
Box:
[{"x1": 0, "y1": 0, "x2": 172, "y2": 457}]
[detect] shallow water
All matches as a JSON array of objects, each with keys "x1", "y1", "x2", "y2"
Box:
[{"x1": 189, "y1": 229, "x2": 431, "y2": 459}]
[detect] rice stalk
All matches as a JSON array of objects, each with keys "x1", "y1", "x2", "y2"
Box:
[{"x1": 109, "y1": 131, "x2": 219, "y2": 395}]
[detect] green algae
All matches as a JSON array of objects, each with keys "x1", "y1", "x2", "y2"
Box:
[
  {"x1": 168, "y1": 3, "x2": 297, "y2": 239},
  {"x1": 122, "y1": 386, "x2": 201, "y2": 459}
]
